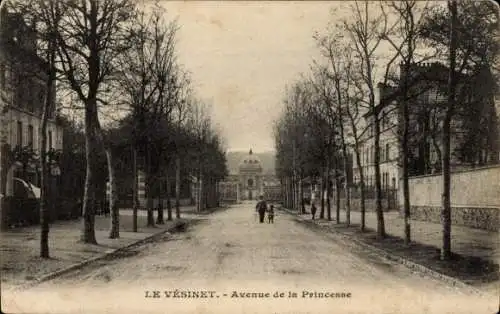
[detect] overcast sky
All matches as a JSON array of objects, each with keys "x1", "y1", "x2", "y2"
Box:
[{"x1": 160, "y1": 1, "x2": 336, "y2": 153}]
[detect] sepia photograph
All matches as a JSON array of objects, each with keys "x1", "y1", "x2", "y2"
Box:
[{"x1": 0, "y1": 0, "x2": 499, "y2": 313}]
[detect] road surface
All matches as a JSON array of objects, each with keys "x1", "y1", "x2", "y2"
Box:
[{"x1": 3, "y1": 202, "x2": 496, "y2": 314}]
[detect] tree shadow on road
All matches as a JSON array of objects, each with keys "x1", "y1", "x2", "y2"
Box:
[{"x1": 294, "y1": 217, "x2": 499, "y2": 288}]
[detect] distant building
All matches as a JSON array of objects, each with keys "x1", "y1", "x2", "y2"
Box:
[
  {"x1": 0, "y1": 6, "x2": 63, "y2": 200},
  {"x1": 218, "y1": 149, "x2": 281, "y2": 202}
]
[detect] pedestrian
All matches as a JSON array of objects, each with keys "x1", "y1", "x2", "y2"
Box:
[
  {"x1": 267, "y1": 205, "x2": 275, "y2": 224},
  {"x1": 311, "y1": 202, "x2": 317, "y2": 220},
  {"x1": 255, "y1": 195, "x2": 267, "y2": 223}
]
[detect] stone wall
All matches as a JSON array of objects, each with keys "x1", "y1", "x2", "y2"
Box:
[
  {"x1": 332, "y1": 199, "x2": 396, "y2": 212},
  {"x1": 410, "y1": 205, "x2": 498, "y2": 232},
  {"x1": 401, "y1": 165, "x2": 500, "y2": 230},
  {"x1": 402, "y1": 165, "x2": 500, "y2": 207}
]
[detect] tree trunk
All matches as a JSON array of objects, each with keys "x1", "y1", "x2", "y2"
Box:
[
  {"x1": 175, "y1": 155, "x2": 181, "y2": 219},
  {"x1": 441, "y1": 0, "x2": 458, "y2": 261},
  {"x1": 145, "y1": 144, "x2": 155, "y2": 227},
  {"x1": 283, "y1": 177, "x2": 287, "y2": 207},
  {"x1": 156, "y1": 179, "x2": 164, "y2": 224},
  {"x1": 337, "y1": 92, "x2": 351, "y2": 225},
  {"x1": 401, "y1": 73, "x2": 411, "y2": 245},
  {"x1": 198, "y1": 169, "x2": 203, "y2": 212},
  {"x1": 343, "y1": 155, "x2": 351, "y2": 226},
  {"x1": 39, "y1": 96, "x2": 50, "y2": 257},
  {"x1": 81, "y1": 104, "x2": 98, "y2": 244},
  {"x1": 441, "y1": 116, "x2": 453, "y2": 259},
  {"x1": 39, "y1": 37, "x2": 58, "y2": 256},
  {"x1": 106, "y1": 148, "x2": 119, "y2": 238},
  {"x1": 203, "y1": 177, "x2": 208, "y2": 209},
  {"x1": 206, "y1": 178, "x2": 212, "y2": 208},
  {"x1": 320, "y1": 174, "x2": 325, "y2": 219},
  {"x1": 374, "y1": 117, "x2": 386, "y2": 239},
  {"x1": 299, "y1": 177, "x2": 305, "y2": 214},
  {"x1": 287, "y1": 176, "x2": 292, "y2": 209},
  {"x1": 211, "y1": 178, "x2": 216, "y2": 208},
  {"x1": 325, "y1": 164, "x2": 331, "y2": 221},
  {"x1": 156, "y1": 201, "x2": 164, "y2": 224},
  {"x1": 355, "y1": 142, "x2": 367, "y2": 232},
  {"x1": 286, "y1": 176, "x2": 291, "y2": 208},
  {"x1": 0, "y1": 144, "x2": 10, "y2": 231},
  {"x1": 335, "y1": 177, "x2": 341, "y2": 224},
  {"x1": 166, "y1": 173, "x2": 172, "y2": 221},
  {"x1": 295, "y1": 175, "x2": 300, "y2": 212},
  {"x1": 132, "y1": 147, "x2": 138, "y2": 232}
]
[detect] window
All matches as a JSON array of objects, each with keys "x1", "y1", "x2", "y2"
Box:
[
  {"x1": 48, "y1": 130, "x2": 53, "y2": 150},
  {"x1": 28, "y1": 125, "x2": 34, "y2": 148},
  {"x1": 17, "y1": 121, "x2": 23, "y2": 147},
  {"x1": 386, "y1": 143, "x2": 390, "y2": 161}
]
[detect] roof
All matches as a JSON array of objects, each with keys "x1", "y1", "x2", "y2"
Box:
[{"x1": 238, "y1": 148, "x2": 263, "y2": 173}]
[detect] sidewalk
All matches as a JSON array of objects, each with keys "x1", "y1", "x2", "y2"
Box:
[
  {"x1": 285, "y1": 206, "x2": 499, "y2": 294},
  {"x1": 0, "y1": 209, "x2": 193, "y2": 288},
  {"x1": 351, "y1": 210, "x2": 499, "y2": 263}
]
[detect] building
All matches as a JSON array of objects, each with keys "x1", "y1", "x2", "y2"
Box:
[
  {"x1": 351, "y1": 83, "x2": 400, "y2": 195},
  {"x1": 218, "y1": 149, "x2": 281, "y2": 202},
  {"x1": 351, "y1": 62, "x2": 499, "y2": 210},
  {"x1": 238, "y1": 149, "x2": 264, "y2": 200},
  {"x1": 401, "y1": 62, "x2": 499, "y2": 173},
  {"x1": 0, "y1": 7, "x2": 63, "y2": 203}
]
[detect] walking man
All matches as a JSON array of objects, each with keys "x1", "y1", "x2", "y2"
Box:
[{"x1": 255, "y1": 195, "x2": 267, "y2": 223}]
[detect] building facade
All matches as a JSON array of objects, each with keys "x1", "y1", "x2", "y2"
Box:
[
  {"x1": 352, "y1": 62, "x2": 500, "y2": 185},
  {"x1": 351, "y1": 62, "x2": 499, "y2": 211},
  {"x1": 0, "y1": 7, "x2": 63, "y2": 201},
  {"x1": 218, "y1": 149, "x2": 281, "y2": 202},
  {"x1": 351, "y1": 83, "x2": 400, "y2": 194}
]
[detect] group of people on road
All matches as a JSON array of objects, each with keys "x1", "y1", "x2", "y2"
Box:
[
  {"x1": 255, "y1": 195, "x2": 274, "y2": 224},
  {"x1": 253, "y1": 195, "x2": 321, "y2": 224}
]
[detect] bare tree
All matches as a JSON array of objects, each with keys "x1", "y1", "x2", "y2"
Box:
[
  {"x1": 341, "y1": 1, "x2": 402, "y2": 238},
  {"x1": 308, "y1": 70, "x2": 341, "y2": 222},
  {"x1": 418, "y1": 0, "x2": 498, "y2": 260},
  {"x1": 440, "y1": 0, "x2": 458, "y2": 260},
  {"x1": 52, "y1": 0, "x2": 135, "y2": 244},
  {"x1": 116, "y1": 3, "x2": 179, "y2": 228},
  {"x1": 379, "y1": 0, "x2": 436, "y2": 245},
  {"x1": 172, "y1": 72, "x2": 192, "y2": 219},
  {"x1": 314, "y1": 32, "x2": 362, "y2": 226}
]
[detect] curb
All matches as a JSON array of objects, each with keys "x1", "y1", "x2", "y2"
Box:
[
  {"x1": 279, "y1": 207, "x2": 492, "y2": 298},
  {"x1": 15, "y1": 220, "x2": 188, "y2": 291}
]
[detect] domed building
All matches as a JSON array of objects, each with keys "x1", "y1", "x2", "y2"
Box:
[
  {"x1": 217, "y1": 148, "x2": 282, "y2": 203},
  {"x1": 238, "y1": 149, "x2": 264, "y2": 200}
]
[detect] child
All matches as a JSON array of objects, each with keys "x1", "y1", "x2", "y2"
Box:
[{"x1": 267, "y1": 205, "x2": 275, "y2": 224}]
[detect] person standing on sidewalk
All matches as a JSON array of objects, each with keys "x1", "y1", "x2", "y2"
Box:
[
  {"x1": 255, "y1": 195, "x2": 268, "y2": 223},
  {"x1": 311, "y1": 203, "x2": 317, "y2": 220}
]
